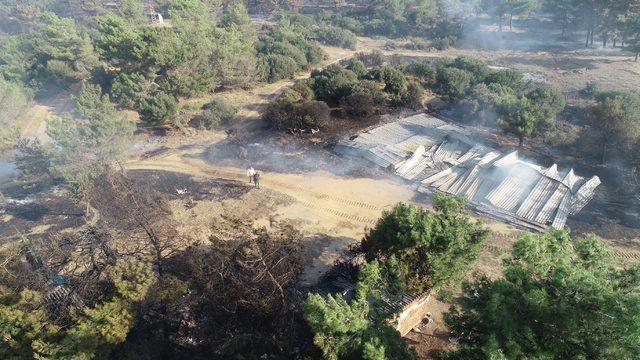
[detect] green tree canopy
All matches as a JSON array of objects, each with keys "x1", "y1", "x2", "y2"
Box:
[
  {"x1": 0, "y1": 259, "x2": 153, "y2": 359},
  {"x1": 445, "y1": 229, "x2": 640, "y2": 359},
  {"x1": 302, "y1": 260, "x2": 416, "y2": 360},
  {"x1": 359, "y1": 194, "x2": 489, "y2": 293},
  {"x1": 33, "y1": 12, "x2": 98, "y2": 82},
  {"x1": 46, "y1": 83, "x2": 135, "y2": 202}
]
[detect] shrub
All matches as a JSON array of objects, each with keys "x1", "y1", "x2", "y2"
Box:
[
  {"x1": 314, "y1": 26, "x2": 357, "y2": 50},
  {"x1": 304, "y1": 43, "x2": 324, "y2": 65},
  {"x1": 526, "y1": 85, "x2": 566, "y2": 119},
  {"x1": 346, "y1": 58, "x2": 367, "y2": 78},
  {"x1": 542, "y1": 121, "x2": 579, "y2": 147},
  {"x1": 484, "y1": 69, "x2": 523, "y2": 89},
  {"x1": 453, "y1": 83, "x2": 514, "y2": 125},
  {"x1": 258, "y1": 40, "x2": 308, "y2": 68},
  {"x1": 110, "y1": 72, "x2": 151, "y2": 107},
  {"x1": 259, "y1": 54, "x2": 299, "y2": 82},
  {"x1": 340, "y1": 80, "x2": 384, "y2": 118},
  {"x1": 371, "y1": 66, "x2": 407, "y2": 95},
  {"x1": 335, "y1": 16, "x2": 363, "y2": 34},
  {"x1": 452, "y1": 56, "x2": 490, "y2": 82},
  {"x1": 263, "y1": 98, "x2": 330, "y2": 130},
  {"x1": 138, "y1": 91, "x2": 178, "y2": 125},
  {"x1": 199, "y1": 97, "x2": 237, "y2": 129},
  {"x1": 284, "y1": 80, "x2": 315, "y2": 102},
  {"x1": 401, "y1": 80, "x2": 425, "y2": 109},
  {"x1": 406, "y1": 59, "x2": 436, "y2": 86},
  {"x1": 309, "y1": 64, "x2": 359, "y2": 106},
  {"x1": 356, "y1": 50, "x2": 385, "y2": 67},
  {"x1": 435, "y1": 67, "x2": 473, "y2": 101},
  {"x1": 431, "y1": 36, "x2": 456, "y2": 50}
]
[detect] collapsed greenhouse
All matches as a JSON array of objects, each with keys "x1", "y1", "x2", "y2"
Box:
[{"x1": 335, "y1": 113, "x2": 601, "y2": 231}]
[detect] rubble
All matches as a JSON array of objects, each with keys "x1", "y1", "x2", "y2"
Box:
[{"x1": 335, "y1": 114, "x2": 601, "y2": 231}]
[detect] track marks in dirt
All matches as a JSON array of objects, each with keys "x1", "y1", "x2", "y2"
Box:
[
  {"x1": 298, "y1": 201, "x2": 378, "y2": 226},
  {"x1": 128, "y1": 158, "x2": 384, "y2": 226}
]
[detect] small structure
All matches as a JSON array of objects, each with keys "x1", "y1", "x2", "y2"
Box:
[
  {"x1": 385, "y1": 291, "x2": 432, "y2": 336},
  {"x1": 335, "y1": 113, "x2": 600, "y2": 231},
  {"x1": 320, "y1": 271, "x2": 432, "y2": 337}
]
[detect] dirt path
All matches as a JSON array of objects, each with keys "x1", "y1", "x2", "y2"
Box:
[{"x1": 128, "y1": 147, "x2": 414, "y2": 237}]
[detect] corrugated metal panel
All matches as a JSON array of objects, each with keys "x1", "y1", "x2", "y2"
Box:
[
  {"x1": 335, "y1": 113, "x2": 601, "y2": 231},
  {"x1": 569, "y1": 176, "x2": 601, "y2": 214},
  {"x1": 552, "y1": 191, "x2": 574, "y2": 229},
  {"x1": 485, "y1": 164, "x2": 540, "y2": 213},
  {"x1": 515, "y1": 177, "x2": 559, "y2": 221},
  {"x1": 534, "y1": 184, "x2": 568, "y2": 224}
]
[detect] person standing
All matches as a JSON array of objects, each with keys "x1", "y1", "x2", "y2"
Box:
[
  {"x1": 247, "y1": 167, "x2": 255, "y2": 184},
  {"x1": 253, "y1": 171, "x2": 260, "y2": 189}
]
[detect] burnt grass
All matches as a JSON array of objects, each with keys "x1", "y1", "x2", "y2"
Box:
[
  {"x1": 0, "y1": 170, "x2": 251, "y2": 244},
  {"x1": 127, "y1": 170, "x2": 250, "y2": 202}
]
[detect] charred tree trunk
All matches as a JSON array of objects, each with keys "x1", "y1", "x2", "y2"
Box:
[{"x1": 518, "y1": 136, "x2": 524, "y2": 147}]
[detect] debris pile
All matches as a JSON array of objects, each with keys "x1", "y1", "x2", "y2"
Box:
[{"x1": 335, "y1": 114, "x2": 600, "y2": 230}]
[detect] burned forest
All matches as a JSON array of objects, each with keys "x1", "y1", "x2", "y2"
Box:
[{"x1": 2, "y1": 0, "x2": 640, "y2": 359}]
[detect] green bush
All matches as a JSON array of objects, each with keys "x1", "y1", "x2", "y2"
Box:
[
  {"x1": 484, "y1": 69, "x2": 523, "y2": 88},
  {"x1": 259, "y1": 54, "x2": 299, "y2": 82},
  {"x1": 335, "y1": 16, "x2": 364, "y2": 34},
  {"x1": 526, "y1": 85, "x2": 566, "y2": 119},
  {"x1": 379, "y1": 66, "x2": 408, "y2": 95},
  {"x1": 138, "y1": 92, "x2": 178, "y2": 125},
  {"x1": 199, "y1": 96, "x2": 237, "y2": 129},
  {"x1": 431, "y1": 36, "x2": 456, "y2": 50},
  {"x1": 346, "y1": 58, "x2": 367, "y2": 78},
  {"x1": 258, "y1": 40, "x2": 308, "y2": 68},
  {"x1": 263, "y1": 98, "x2": 330, "y2": 130},
  {"x1": 454, "y1": 83, "x2": 515, "y2": 125},
  {"x1": 435, "y1": 67, "x2": 473, "y2": 101},
  {"x1": 340, "y1": 80, "x2": 384, "y2": 118},
  {"x1": 356, "y1": 50, "x2": 385, "y2": 67},
  {"x1": 304, "y1": 43, "x2": 324, "y2": 65},
  {"x1": 400, "y1": 80, "x2": 425, "y2": 109},
  {"x1": 406, "y1": 59, "x2": 436, "y2": 86},
  {"x1": 309, "y1": 64, "x2": 359, "y2": 106},
  {"x1": 315, "y1": 26, "x2": 357, "y2": 50},
  {"x1": 110, "y1": 72, "x2": 150, "y2": 107},
  {"x1": 452, "y1": 56, "x2": 490, "y2": 82}
]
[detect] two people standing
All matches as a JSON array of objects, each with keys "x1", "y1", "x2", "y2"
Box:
[{"x1": 246, "y1": 167, "x2": 260, "y2": 189}]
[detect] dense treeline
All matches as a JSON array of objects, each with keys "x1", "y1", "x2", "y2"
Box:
[
  {"x1": 263, "y1": 52, "x2": 427, "y2": 131},
  {"x1": 265, "y1": 54, "x2": 565, "y2": 147},
  {"x1": 483, "y1": 0, "x2": 640, "y2": 58},
  {"x1": 324, "y1": 0, "x2": 465, "y2": 49},
  {"x1": 408, "y1": 56, "x2": 565, "y2": 146},
  {"x1": 445, "y1": 229, "x2": 640, "y2": 359},
  {"x1": 0, "y1": 1, "x2": 330, "y2": 129}
]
